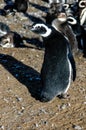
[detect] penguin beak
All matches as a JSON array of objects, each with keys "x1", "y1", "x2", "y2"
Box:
[
  {"x1": 26, "y1": 25, "x2": 33, "y2": 30},
  {"x1": 23, "y1": 24, "x2": 34, "y2": 31},
  {"x1": 58, "y1": 13, "x2": 67, "y2": 22},
  {"x1": 27, "y1": 25, "x2": 39, "y2": 34}
]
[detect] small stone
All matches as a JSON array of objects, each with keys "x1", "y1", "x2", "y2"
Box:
[
  {"x1": 35, "y1": 123, "x2": 39, "y2": 128},
  {"x1": 0, "y1": 125, "x2": 4, "y2": 130},
  {"x1": 15, "y1": 95, "x2": 22, "y2": 102},
  {"x1": 72, "y1": 125, "x2": 82, "y2": 130}
]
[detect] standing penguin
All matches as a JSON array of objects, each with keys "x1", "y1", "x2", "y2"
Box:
[{"x1": 29, "y1": 23, "x2": 76, "y2": 102}]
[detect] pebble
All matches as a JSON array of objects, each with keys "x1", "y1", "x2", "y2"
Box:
[
  {"x1": 0, "y1": 125, "x2": 4, "y2": 130},
  {"x1": 58, "y1": 103, "x2": 71, "y2": 110},
  {"x1": 72, "y1": 125, "x2": 83, "y2": 130}
]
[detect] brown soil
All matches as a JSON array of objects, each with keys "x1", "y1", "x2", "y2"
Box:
[{"x1": 0, "y1": 0, "x2": 86, "y2": 130}]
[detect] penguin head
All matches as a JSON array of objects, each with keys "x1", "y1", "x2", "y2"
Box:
[
  {"x1": 52, "y1": 12, "x2": 67, "y2": 31},
  {"x1": 0, "y1": 33, "x2": 14, "y2": 48},
  {"x1": 46, "y1": 2, "x2": 65, "y2": 25},
  {"x1": 29, "y1": 23, "x2": 52, "y2": 37},
  {"x1": 79, "y1": 0, "x2": 86, "y2": 8},
  {"x1": 49, "y1": 2, "x2": 65, "y2": 15},
  {"x1": 63, "y1": 2, "x2": 78, "y2": 17}
]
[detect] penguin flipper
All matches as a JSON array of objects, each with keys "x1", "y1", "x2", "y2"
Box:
[{"x1": 68, "y1": 45, "x2": 76, "y2": 81}]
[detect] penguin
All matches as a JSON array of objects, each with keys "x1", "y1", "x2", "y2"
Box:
[
  {"x1": 48, "y1": 0, "x2": 78, "y2": 4},
  {"x1": 0, "y1": 32, "x2": 14, "y2": 48},
  {"x1": 3, "y1": 0, "x2": 28, "y2": 16},
  {"x1": 63, "y1": 1, "x2": 79, "y2": 17},
  {"x1": 67, "y1": 14, "x2": 86, "y2": 57},
  {"x1": 45, "y1": 3, "x2": 64, "y2": 24},
  {"x1": 42, "y1": 0, "x2": 76, "y2": 4},
  {"x1": 60, "y1": 1, "x2": 86, "y2": 57},
  {"x1": 0, "y1": 22, "x2": 25, "y2": 48},
  {"x1": 29, "y1": 23, "x2": 76, "y2": 102},
  {"x1": 0, "y1": 32, "x2": 24, "y2": 48},
  {"x1": 52, "y1": 12, "x2": 78, "y2": 54}
]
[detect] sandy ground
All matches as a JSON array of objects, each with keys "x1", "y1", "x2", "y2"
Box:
[{"x1": 0, "y1": 0, "x2": 86, "y2": 130}]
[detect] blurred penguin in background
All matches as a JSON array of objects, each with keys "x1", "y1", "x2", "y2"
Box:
[
  {"x1": 64, "y1": 0, "x2": 86, "y2": 57},
  {"x1": 0, "y1": 22, "x2": 24, "y2": 48},
  {"x1": 3, "y1": 0, "x2": 28, "y2": 15}
]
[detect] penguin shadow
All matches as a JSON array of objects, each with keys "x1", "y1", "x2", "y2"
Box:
[
  {"x1": 23, "y1": 37, "x2": 44, "y2": 49},
  {"x1": 23, "y1": 1, "x2": 49, "y2": 23},
  {"x1": 0, "y1": 54, "x2": 42, "y2": 100},
  {"x1": 0, "y1": 0, "x2": 47, "y2": 23},
  {"x1": 25, "y1": 13, "x2": 45, "y2": 23},
  {"x1": 29, "y1": 2, "x2": 48, "y2": 13}
]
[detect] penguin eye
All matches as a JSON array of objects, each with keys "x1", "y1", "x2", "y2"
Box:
[
  {"x1": 38, "y1": 26, "x2": 46, "y2": 34},
  {"x1": 41, "y1": 27, "x2": 46, "y2": 32},
  {"x1": 36, "y1": 26, "x2": 41, "y2": 30}
]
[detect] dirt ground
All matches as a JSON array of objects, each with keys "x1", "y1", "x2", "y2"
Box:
[{"x1": 0, "y1": 0, "x2": 86, "y2": 130}]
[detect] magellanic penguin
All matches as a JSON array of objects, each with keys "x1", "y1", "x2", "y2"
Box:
[
  {"x1": 45, "y1": 3, "x2": 78, "y2": 55},
  {"x1": 29, "y1": 23, "x2": 76, "y2": 102},
  {"x1": 3, "y1": 0, "x2": 28, "y2": 16},
  {"x1": 0, "y1": 22, "x2": 24, "y2": 48},
  {"x1": 0, "y1": 32, "x2": 24, "y2": 48},
  {"x1": 67, "y1": 15, "x2": 86, "y2": 57}
]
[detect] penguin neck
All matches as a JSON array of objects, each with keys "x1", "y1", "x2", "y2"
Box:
[{"x1": 52, "y1": 19, "x2": 67, "y2": 33}]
